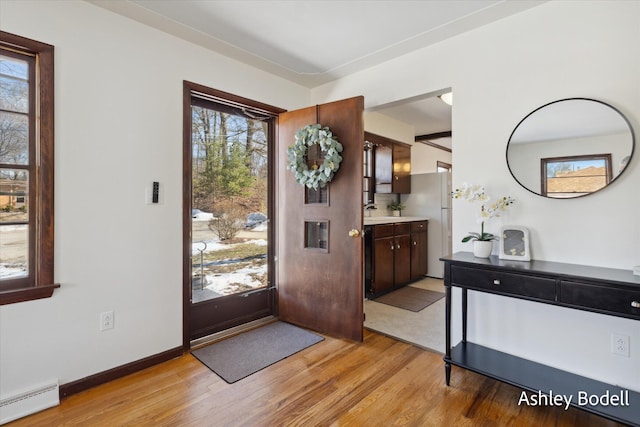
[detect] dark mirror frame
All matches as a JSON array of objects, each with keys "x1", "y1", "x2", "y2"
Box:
[{"x1": 506, "y1": 98, "x2": 635, "y2": 199}]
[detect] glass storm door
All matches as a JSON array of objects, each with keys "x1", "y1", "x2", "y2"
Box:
[{"x1": 184, "y1": 83, "x2": 280, "y2": 343}]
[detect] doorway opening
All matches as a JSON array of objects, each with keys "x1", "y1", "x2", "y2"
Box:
[
  {"x1": 183, "y1": 82, "x2": 285, "y2": 347},
  {"x1": 363, "y1": 90, "x2": 452, "y2": 353}
]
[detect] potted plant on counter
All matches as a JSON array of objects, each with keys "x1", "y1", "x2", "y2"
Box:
[{"x1": 387, "y1": 201, "x2": 405, "y2": 217}]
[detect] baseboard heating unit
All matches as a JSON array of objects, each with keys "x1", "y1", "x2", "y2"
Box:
[{"x1": 0, "y1": 381, "x2": 59, "y2": 425}]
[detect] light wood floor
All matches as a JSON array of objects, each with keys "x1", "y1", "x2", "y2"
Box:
[{"x1": 10, "y1": 330, "x2": 623, "y2": 426}]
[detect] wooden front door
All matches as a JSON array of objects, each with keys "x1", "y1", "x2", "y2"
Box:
[{"x1": 277, "y1": 97, "x2": 364, "y2": 342}]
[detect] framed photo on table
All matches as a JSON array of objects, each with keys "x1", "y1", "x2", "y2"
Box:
[{"x1": 499, "y1": 226, "x2": 530, "y2": 261}]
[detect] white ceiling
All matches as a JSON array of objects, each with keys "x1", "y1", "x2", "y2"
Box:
[
  {"x1": 88, "y1": 0, "x2": 547, "y2": 144},
  {"x1": 369, "y1": 92, "x2": 454, "y2": 146}
]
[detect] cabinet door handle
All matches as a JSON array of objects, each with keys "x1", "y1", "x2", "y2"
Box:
[
  {"x1": 413, "y1": 241, "x2": 417, "y2": 246},
  {"x1": 632, "y1": 301, "x2": 640, "y2": 308},
  {"x1": 493, "y1": 279, "x2": 501, "y2": 285},
  {"x1": 390, "y1": 244, "x2": 394, "y2": 251},
  {"x1": 396, "y1": 244, "x2": 400, "y2": 249}
]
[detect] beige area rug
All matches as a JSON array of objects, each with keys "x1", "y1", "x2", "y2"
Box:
[{"x1": 365, "y1": 278, "x2": 445, "y2": 354}]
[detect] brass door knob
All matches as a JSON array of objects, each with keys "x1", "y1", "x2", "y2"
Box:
[{"x1": 348, "y1": 229, "x2": 361, "y2": 238}]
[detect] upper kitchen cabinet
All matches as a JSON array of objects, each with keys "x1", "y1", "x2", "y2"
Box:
[{"x1": 365, "y1": 132, "x2": 411, "y2": 194}]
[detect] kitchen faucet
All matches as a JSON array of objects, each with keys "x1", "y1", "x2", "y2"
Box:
[{"x1": 364, "y1": 203, "x2": 377, "y2": 216}]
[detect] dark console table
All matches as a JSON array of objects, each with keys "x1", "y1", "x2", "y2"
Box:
[{"x1": 441, "y1": 252, "x2": 640, "y2": 426}]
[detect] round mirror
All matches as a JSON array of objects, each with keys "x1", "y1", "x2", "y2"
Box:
[{"x1": 507, "y1": 98, "x2": 635, "y2": 198}]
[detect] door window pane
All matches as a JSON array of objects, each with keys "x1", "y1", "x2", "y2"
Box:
[
  {"x1": 305, "y1": 221, "x2": 329, "y2": 251},
  {"x1": 305, "y1": 186, "x2": 328, "y2": 205},
  {"x1": 191, "y1": 105, "x2": 269, "y2": 302}
]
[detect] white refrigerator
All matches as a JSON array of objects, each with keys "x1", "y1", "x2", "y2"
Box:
[{"x1": 401, "y1": 172, "x2": 452, "y2": 278}]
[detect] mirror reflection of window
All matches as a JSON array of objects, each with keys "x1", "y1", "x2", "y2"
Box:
[{"x1": 541, "y1": 154, "x2": 612, "y2": 198}]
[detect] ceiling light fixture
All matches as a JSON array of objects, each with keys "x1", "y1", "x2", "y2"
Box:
[{"x1": 439, "y1": 92, "x2": 453, "y2": 106}]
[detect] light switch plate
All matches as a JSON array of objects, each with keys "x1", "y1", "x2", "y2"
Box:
[{"x1": 145, "y1": 181, "x2": 163, "y2": 205}]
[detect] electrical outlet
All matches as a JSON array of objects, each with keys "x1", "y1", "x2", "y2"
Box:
[
  {"x1": 611, "y1": 333, "x2": 629, "y2": 357},
  {"x1": 100, "y1": 311, "x2": 114, "y2": 331}
]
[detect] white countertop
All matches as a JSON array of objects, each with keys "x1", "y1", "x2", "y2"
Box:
[{"x1": 363, "y1": 216, "x2": 429, "y2": 225}]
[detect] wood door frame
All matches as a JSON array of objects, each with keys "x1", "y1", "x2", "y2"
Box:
[{"x1": 182, "y1": 81, "x2": 285, "y2": 350}]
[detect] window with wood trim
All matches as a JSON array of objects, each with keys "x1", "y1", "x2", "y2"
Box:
[
  {"x1": 541, "y1": 154, "x2": 612, "y2": 198},
  {"x1": 0, "y1": 31, "x2": 57, "y2": 305},
  {"x1": 437, "y1": 161, "x2": 452, "y2": 173}
]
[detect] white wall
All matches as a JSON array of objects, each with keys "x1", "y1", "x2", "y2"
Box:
[
  {"x1": 312, "y1": 1, "x2": 640, "y2": 391},
  {"x1": 364, "y1": 111, "x2": 414, "y2": 144},
  {"x1": 411, "y1": 143, "x2": 452, "y2": 174},
  {"x1": 0, "y1": 0, "x2": 309, "y2": 398}
]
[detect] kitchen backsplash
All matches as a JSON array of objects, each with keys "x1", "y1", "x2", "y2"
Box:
[{"x1": 365, "y1": 193, "x2": 399, "y2": 217}]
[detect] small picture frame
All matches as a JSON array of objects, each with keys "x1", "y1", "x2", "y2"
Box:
[{"x1": 499, "y1": 226, "x2": 531, "y2": 261}]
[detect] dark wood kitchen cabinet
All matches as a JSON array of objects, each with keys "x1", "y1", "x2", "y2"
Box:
[
  {"x1": 371, "y1": 228, "x2": 394, "y2": 294},
  {"x1": 369, "y1": 223, "x2": 410, "y2": 295},
  {"x1": 390, "y1": 142, "x2": 411, "y2": 194},
  {"x1": 392, "y1": 223, "x2": 411, "y2": 285},
  {"x1": 364, "y1": 132, "x2": 411, "y2": 194},
  {"x1": 410, "y1": 221, "x2": 428, "y2": 280},
  {"x1": 365, "y1": 220, "x2": 427, "y2": 297}
]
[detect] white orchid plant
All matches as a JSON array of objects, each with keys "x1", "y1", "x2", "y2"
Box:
[{"x1": 452, "y1": 183, "x2": 515, "y2": 242}]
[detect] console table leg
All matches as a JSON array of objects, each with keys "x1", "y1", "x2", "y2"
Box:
[
  {"x1": 462, "y1": 288, "x2": 468, "y2": 343},
  {"x1": 445, "y1": 362, "x2": 451, "y2": 386},
  {"x1": 444, "y1": 273, "x2": 452, "y2": 387},
  {"x1": 445, "y1": 284, "x2": 451, "y2": 355}
]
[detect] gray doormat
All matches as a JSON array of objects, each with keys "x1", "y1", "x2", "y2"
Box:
[
  {"x1": 191, "y1": 321, "x2": 324, "y2": 384},
  {"x1": 373, "y1": 286, "x2": 444, "y2": 312}
]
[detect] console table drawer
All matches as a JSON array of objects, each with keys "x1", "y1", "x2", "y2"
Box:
[
  {"x1": 451, "y1": 265, "x2": 556, "y2": 301},
  {"x1": 560, "y1": 281, "x2": 640, "y2": 319}
]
